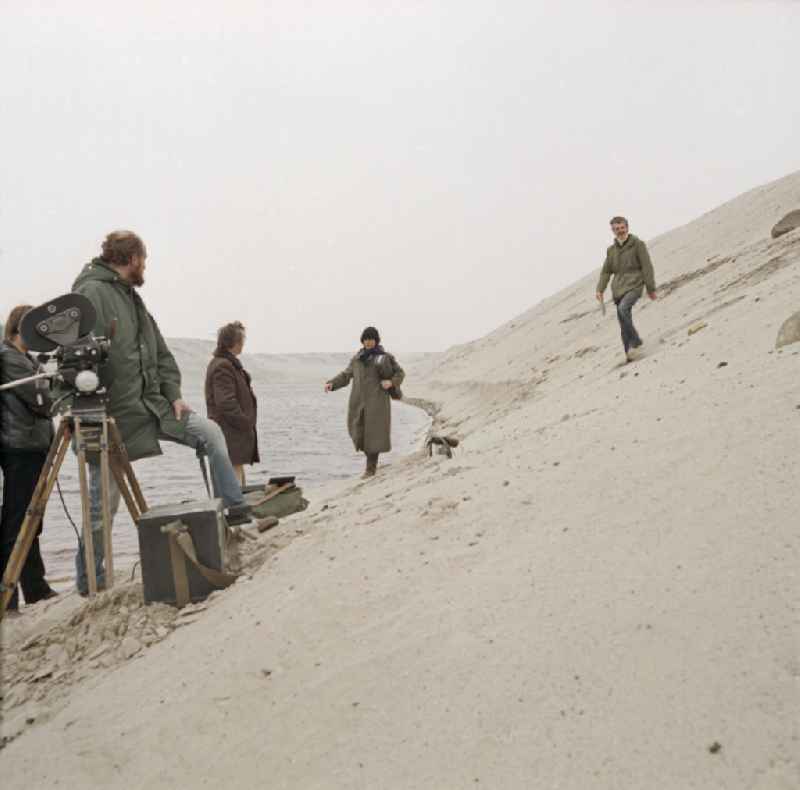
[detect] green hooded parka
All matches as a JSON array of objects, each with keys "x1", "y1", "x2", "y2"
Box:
[{"x1": 72, "y1": 259, "x2": 186, "y2": 461}]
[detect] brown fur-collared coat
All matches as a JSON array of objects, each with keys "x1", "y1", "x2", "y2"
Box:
[{"x1": 205, "y1": 351, "x2": 259, "y2": 465}]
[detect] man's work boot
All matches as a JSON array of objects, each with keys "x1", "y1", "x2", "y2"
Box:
[
  {"x1": 362, "y1": 453, "x2": 379, "y2": 479},
  {"x1": 226, "y1": 503, "x2": 253, "y2": 526}
]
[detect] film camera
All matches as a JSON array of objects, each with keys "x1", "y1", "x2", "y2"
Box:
[
  {"x1": 16, "y1": 293, "x2": 111, "y2": 412},
  {"x1": 0, "y1": 294, "x2": 139, "y2": 614}
]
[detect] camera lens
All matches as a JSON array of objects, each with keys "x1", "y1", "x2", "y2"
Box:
[{"x1": 75, "y1": 370, "x2": 100, "y2": 394}]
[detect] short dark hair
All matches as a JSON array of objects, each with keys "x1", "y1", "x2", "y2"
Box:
[
  {"x1": 4, "y1": 304, "x2": 33, "y2": 342},
  {"x1": 216, "y1": 321, "x2": 245, "y2": 353},
  {"x1": 101, "y1": 230, "x2": 146, "y2": 267},
  {"x1": 610, "y1": 216, "x2": 629, "y2": 226},
  {"x1": 360, "y1": 326, "x2": 380, "y2": 344}
]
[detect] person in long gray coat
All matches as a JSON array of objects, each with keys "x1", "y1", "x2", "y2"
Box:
[{"x1": 325, "y1": 327, "x2": 405, "y2": 479}]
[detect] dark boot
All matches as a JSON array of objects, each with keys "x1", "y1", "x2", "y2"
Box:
[
  {"x1": 20, "y1": 535, "x2": 54, "y2": 604},
  {"x1": 24, "y1": 586, "x2": 58, "y2": 606},
  {"x1": 226, "y1": 503, "x2": 253, "y2": 526},
  {"x1": 362, "y1": 453, "x2": 379, "y2": 479}
]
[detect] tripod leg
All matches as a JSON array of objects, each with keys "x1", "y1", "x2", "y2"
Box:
[
  {"x1": 109, "y1": 456, "x2": 141, "y2": 523},
  {"x1": 74, "y1": 418, "x2": 98, "y2": 597},
  {"x1": 100, "y1": 419, "x2": 114, "y2": 590},
  {"x1": 108, "y1": 419, "x2": 148, "y2": 514},
  {"x1": 0, "y1": 421, "x2": 70, "y2": 619}
]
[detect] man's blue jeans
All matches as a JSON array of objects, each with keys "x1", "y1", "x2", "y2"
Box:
[
  {"x1": 615, "y1": 289, "x2": 642, "y2": 353},
  {"x1": 75, "y1": 412, "x2": 245, "y2": 594}
]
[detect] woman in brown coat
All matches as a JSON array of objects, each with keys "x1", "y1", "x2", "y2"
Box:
[
  {"x1": 205, "y1": 322, "x2": 259, "y2": 485},
  {"x1": 325, "y1": 326, "x2": 405, "y2": 479}
]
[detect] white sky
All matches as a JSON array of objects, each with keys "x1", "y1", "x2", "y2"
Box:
[{"x1": 1, "y1": 1, "x2": 798, "y2": 352}]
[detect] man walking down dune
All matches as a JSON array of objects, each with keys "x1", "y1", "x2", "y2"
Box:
[{"x1": 596, "y1": 216, "x2": 657, "y2": 362}]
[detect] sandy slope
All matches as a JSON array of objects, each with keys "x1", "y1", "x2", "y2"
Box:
[{"x1": 2, "y1": 172, "x2": 799, "y2": 789}]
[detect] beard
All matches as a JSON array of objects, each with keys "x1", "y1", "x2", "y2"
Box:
[{"x1": 129, "y1": 262, "x2": 145, "y2": 287}]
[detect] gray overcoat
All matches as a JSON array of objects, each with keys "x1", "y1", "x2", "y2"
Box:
[{"x1": 328, "y1": 351, "x2": 405, "y2": 454}]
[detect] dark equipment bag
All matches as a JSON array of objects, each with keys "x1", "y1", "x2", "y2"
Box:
[
  {"x1": 137, "y1": 499, "x2": 237, "y2": 607},
  {"x1": 243, "y1": 478, "x2": 309, "y2": 520},
  {"x1": 426, "y1": 434, "x2": 460, "y2": 459}
]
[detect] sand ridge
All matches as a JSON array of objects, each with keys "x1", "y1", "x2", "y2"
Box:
[{"x1": 1, "y1": 171, "x2": 799, "y2": 789}]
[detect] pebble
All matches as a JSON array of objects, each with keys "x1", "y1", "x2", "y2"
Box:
[
  {"x1": 5, "y1": 682, "x2": 29, "y2": 708},
  {"x1": 178, "y1": 603, "x2": 207, "y2": 618},
  {"x1": 119, "y1": 637, "x2": 142, "y2": 660},
  {"x1": 174, "y1": 615, "x2": 202, "y2": 627},
  {"x1": 45, "y1": 644, "x2": 69, "y2": 667},
  {"x1": 21, "y1": 635, "x2": 42, "y2": 652},
  {"x1": 688, "y1": 321, "x2": 707, "y2": 336},
  {"x1": 32, "y1": 665, "x2": 54, "y2": 682},
  {"x1": 88, "y1": 644, "x2": 109, "y2": 661}
]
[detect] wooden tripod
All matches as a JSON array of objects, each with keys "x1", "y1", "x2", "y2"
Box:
[{"x1": 0, "y1": 410, "x2": 147, "y2": 620}]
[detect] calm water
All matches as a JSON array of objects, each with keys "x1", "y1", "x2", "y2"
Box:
[{"x1": 5, "y1": 344, "x2": 431, "y2": 589}]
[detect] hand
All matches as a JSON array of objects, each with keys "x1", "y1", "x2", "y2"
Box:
[
  {"x1": 172, "y1": 399, "x2": 192, "y2": 420},
  {"x1": 324, "y1": 382, "x2": 333, "y2": 393},
  {"x1": 596, "y1": 292, "x2": 604, "y2": 303},
  {"x1": 381, "y1": 380, "x2": 393, "y2": 390},
  {"x1": 648, "y1": 291, "x2": 657, "y2": 301}
]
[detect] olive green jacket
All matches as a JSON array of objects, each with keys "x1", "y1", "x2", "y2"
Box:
[
  {"x1": 328, "y1": 351, "x2": 405, "y2": 455},
  {"x1": 597, "y1": 234, "x2": 656, "y2": 301},
  {"x1": 72, "y1": 259, "x2": 186, "y2": 461}
]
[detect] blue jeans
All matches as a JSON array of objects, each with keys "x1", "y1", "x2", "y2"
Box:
[
  {"x1": 75, "y1": 412, "x2": 245, "y2": 594},
  {"x1": 615, "y1": 290, "x2": 642, "y2": 352}
]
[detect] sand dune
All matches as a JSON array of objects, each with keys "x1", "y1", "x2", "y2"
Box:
[{"x1": 2, "y1": 172, "x2": 799, "y2": 789}]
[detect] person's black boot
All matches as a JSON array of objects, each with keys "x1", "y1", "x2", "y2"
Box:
[
  {"x1": 25, "y1": 586, "x2": 59, "y2": 606},
  {"x1": 362, "y1": 453, "x2": 379, "y2": 479}
]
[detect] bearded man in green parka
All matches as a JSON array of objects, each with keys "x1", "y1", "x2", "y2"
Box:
[
  {"x1": 325, "y1": 326, "x2": 405, "y2": 479},
  {"x1": 71, "y1": 230, "x2": 250, "y2": 595}
]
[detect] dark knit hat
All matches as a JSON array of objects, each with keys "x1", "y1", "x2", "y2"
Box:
[{"x1": 360, "y1": 326, "x2": 381, "y2": 344}]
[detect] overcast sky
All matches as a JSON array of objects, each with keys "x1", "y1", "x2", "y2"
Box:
[{"x1": 2, "y1": 1, "x2": 798, "y2": 352}]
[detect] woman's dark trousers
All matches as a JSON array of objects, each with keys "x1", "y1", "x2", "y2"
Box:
[
  {"x1": 0, "y1": 451, "x2": 50, "y2": 609},
  {"x1": 615, "y1": 290, "x2": 642, "y2": 352}
]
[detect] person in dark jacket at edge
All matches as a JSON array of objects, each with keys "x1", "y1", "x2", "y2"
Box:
[
  {"x1": 325, "y1": 326, "x2": 405, "y2": 479},
  {"x1": 205, "y1": 322, "x2": 259, "y2": 487},
  {"x1": 71, "y1": 231, "x2": 251, "y2": 596},
  {"x1": 596, "y1": 216, "x2": 657, "y2": 363},
  {"x1": 0, "y1": 305, "x2": 58, "y2": 614}
]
